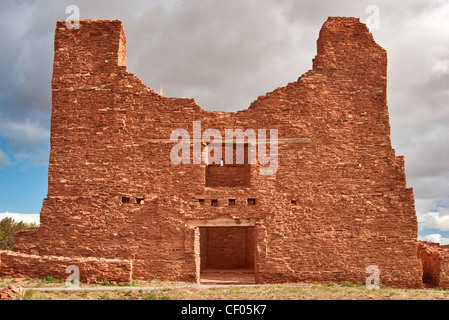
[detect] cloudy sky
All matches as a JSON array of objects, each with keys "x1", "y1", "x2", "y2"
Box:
[{"x1": 0, "y1": 0, "x2": 448, "y2": 243}]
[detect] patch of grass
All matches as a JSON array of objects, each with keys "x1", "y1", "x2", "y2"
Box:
[
  {"x1": 284, "y1": 286, "x2": 305, "y2": 293},
  {"x1": 100, "y1": 280, "x2": 114, "y2": 286},
  {"x1": 318, "y1": 286, "x2": 332, "y2": 292},
  {"x1": 99, "y1": 292, "x2": 110, "y2": 300},
  {"x1": 41, "y1": 276, "x2": 57, "y2": 283},
  {"x1": 23, "y1": 290, "x2": 36, "y2": 300},
  {"x1": 120, "y1": 280, "x2": 139, "y2": 287},
  {"x1": 338, "y1": 282, "x2": 354, "y2": 287}
]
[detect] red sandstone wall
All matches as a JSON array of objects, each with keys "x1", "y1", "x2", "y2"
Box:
[
  {"x1": 200, "y1": 227, "x2": 255, "y2": 270},
  {"x1": 0, "y1": 251, "x2": 131, "y2": 284},
  {"x1": 1, "y1": 17, "x2": 424, "y2": 287},
  {"x1": 418, "y1": 241, "x2": 449, "y2": 289}
]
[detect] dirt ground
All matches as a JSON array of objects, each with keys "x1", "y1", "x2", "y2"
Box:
[{"x1": 1, "y1": 276, "x2": 449, "y2": 300}]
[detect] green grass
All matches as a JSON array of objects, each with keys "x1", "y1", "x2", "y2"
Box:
[
  {"x1": 338, "y1": 281, "x2": 354, "y2": 287},
  {"x1": 41, "y1": 276, "x2": 58, "y2": 283},
  {"x1": 99, "y1": 280, "x2": 116, "y2": 286},
  {"x1": 22, "y1": 290, "x2": 36, "y2": 300},
  {"x1": 119, "y1": 280, "x2": 139, "y2": 287}
]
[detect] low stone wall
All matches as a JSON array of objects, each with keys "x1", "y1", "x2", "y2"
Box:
[
  {"x1": 0, "y1": 251, "x2": 132, "y2": 284},
  {"x1": 417, "y1": 241, "x2": 449, "y2": 289}
]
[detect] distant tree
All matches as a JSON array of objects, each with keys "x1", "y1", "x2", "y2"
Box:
[{"x1": 0, "y1": 217, "x2": 39, "y2": 250}]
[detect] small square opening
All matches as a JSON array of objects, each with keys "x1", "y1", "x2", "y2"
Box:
[
  {"x1": 199, "y1": 199, "x2": 205, "y2": 205},
  {"x1": 211, "y1": 200, "x2": 219, "y2": 207},
  {"x1": 121, "y1": 196, "x2": 130, "y2": 204},
  {"x1": 291, "y1": 200, "x2": 297, "y2": 205},
  {"x1": 229, "y1": 199, "x2": 236, "y2": 206},
  {"x1": 247, "y1": 198, "x2": 256, "y2": 206},
  {"x1": 136, "y1": 198, "x2": 145, "y2": 204}
]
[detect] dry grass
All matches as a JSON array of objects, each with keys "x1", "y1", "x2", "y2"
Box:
[{"x1": 2, "y1": 276, "x2": 449, "y2": 300}]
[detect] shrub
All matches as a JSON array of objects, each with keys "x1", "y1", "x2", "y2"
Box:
[{"x1": 0, "y1": 217, "x2": 39, "y2": 250}]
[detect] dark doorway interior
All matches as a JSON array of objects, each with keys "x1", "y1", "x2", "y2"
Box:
[{"x1": 199, "y1": 226, "x2": 256, "y2": 284}]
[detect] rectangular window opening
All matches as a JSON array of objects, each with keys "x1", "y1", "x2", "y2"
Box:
[
  {"x1": 247, "y1": 198, "x2": 256, "y2": 206},
  {"x1": 121, "y1": 196, "x2": 131, "y2": 204},
  {"x1": 229, "y1": 199, "x2": 236, "y2": 206},
  {"x1": 198, "y1": 199, "x2": 205, "y2": 205},
  {"x1": 205, "y1": 143, "x2": 251, "y2": 187},
  {"x1": 136, "y1": 198, "x2": 145, "y2": 204},
  {"x1": 211, "y1": 200, "x2": 219, "y2": 207}
]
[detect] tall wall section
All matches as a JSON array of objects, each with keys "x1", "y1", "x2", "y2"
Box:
[{"x1": 2, "y1": 17, "x2": 423, "y2": 287}]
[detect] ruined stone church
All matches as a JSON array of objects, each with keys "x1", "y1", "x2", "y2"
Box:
[{"x1": 1, "y1": 17, "x2": 448, "y2": 288}]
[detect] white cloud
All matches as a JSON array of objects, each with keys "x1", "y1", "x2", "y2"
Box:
[
  {"x1": 0, "y1": 212, "x2": 40, "y2": 225},
  {"x1": 418, "y1": 206, "x2": 449, "y2": 231},
  {"x1": 419, "y1": 233, "x2": 449, "y2": 246}
]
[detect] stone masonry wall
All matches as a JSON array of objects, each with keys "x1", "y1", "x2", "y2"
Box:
[
  {"x1": 418, "y1": 241, "x2": 449, "y2": 289},
  {"x1": 0, "y1": 17, "x2": 426, "y2": 288},
  {"x1": 200, "y1": 227, "x2": 255, "y2": 270},
  {"x1": 0, "y1": 250, "x2": 132, "y2": 284}
]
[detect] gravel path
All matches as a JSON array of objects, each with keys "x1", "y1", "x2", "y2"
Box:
[{"x1": 25, "y1": 283, "x2": 261, "y2": 292}]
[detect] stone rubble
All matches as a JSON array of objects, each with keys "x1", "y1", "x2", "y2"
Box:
[{"x1": 0, "y1": 285, "x2": 25, "y2": 301}]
